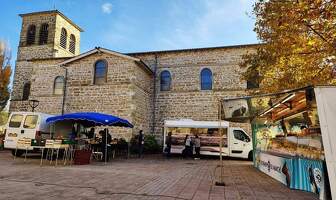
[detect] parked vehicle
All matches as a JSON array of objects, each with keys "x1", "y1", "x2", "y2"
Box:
[
  {"x1": 163, "y1": 119, "x2": 253, "y2": 159},
  {"x1": 4, "y1": 112, "x2": 53, "y2": 156}
]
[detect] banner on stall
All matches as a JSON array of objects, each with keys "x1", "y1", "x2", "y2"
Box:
[
  {"x1": 255, "y1": 152, "x2": 294, "y2": 187},
  {"x1": 256, "y1": 151, "x2": 324, "y2": 195},
  {"x1": 292, "y1": 158, "x2": 323, "y2": 194}
]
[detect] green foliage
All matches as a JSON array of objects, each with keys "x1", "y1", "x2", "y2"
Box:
[
  {"x1": 143, "y1": 135, "x2": 161, "y2": 154},
  {"x1": 129, "y1": 135, "x2": 139, "y2": 154},
  {"x1": 130, "y1": 134, "x2": 161, "y2": 154}
]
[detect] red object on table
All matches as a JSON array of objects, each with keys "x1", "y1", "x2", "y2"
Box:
[{"x1": 74, "y1": 150, "x2": 91, "y2": 165}]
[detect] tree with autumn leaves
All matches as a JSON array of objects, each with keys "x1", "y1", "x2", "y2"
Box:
[
  {"x1": 242, "y1": 0, "x2": 336, "y2": 93},
  {"x1": 0, "y1": 40, "x2": 12, "y2": 111}
]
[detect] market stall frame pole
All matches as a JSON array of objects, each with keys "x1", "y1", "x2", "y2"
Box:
[{"x1": 215, "y1": 100, "x2": 225, "y2": 186}]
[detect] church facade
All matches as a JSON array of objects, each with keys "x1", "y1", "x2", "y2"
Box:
[{"x1": 10, "y1": 10, "x2": 257, "y2": 140}]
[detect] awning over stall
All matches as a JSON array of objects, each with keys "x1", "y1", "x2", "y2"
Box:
[{"x1": 46, "y1": 112, "x2": 133, "y2": 128}]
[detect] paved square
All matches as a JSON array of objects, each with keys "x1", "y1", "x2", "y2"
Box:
[{"x1": 0, "y1": 151, "x2": 317, "y2": 200}]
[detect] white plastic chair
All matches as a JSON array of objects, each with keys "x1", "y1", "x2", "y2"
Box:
[
  {"x1": 53, "y1": 140, "x2": 62, "y2": 166},
  {"x1": 45, "y1": 139, "x2": 54, "y2": 165},
  {"x1": 61, "y1": 143, "x2": 71, "y2": 165},
  {"x1": 14, "y1": 138, "x2": 31, "y2": 162}
]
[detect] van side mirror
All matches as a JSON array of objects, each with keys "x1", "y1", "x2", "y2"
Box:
[{"x1": 245, "y1": 138, "x2": 250, "y2": 142}]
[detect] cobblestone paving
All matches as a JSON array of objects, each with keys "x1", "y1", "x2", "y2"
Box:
[{"x1": 0, "y1": 151, "x2": 317, "y2": 200}]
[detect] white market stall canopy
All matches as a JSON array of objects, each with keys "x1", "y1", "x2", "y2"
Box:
[
  {"x1": 164, "y1": 119, "x2": 229, "y2": 128},
  {"x1": 315, "y1": 86, "x2": 336, "y2": 198}
]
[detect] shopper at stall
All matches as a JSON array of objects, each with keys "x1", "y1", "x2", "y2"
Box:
[
  {"x1": 100, "y1": 130, "x2": 112, "y2": 162},
  {"x1": 87, "y1": 127, "x2": 95, "y2": 139},
  {"x1": 165, "y1": 132, "x2": 172, "y2": 158},
  {"x1": 183, "y1": 135, "x2": 192, "y2": 158},
  {"x1": 194, "y1": 135, "x2": 201, "y2": 159},
  {"x1": 69, "y1": 125, "x2": 78, "y2": 141},
  {"x1": 138, "y1": 130, "x2": 144, "y2": 158}
]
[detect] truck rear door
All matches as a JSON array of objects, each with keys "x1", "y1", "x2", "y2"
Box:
[
  {"x1": 229, "y1": 129, "x2": 251, "y2": 158},
  {"x1": 22, "y1": 114, "x2": 39, "y2": 140},
  {"x1": 4, "y1": 114, "x2": 24, "y2": 149}
]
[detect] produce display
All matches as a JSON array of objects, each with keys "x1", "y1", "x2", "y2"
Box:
[
  {"x1": 265, "y1": 136, "x2": 324, "y2": 160},
  {"x1": 167, "y1": 127, "x2": 228, "y2": 151},
  {"x1": 255, "y1": 109, "x2": 324, "y2": 160}
]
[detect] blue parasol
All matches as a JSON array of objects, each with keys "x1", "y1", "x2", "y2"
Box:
[{"x1": 46, "y1": 112, "x2": 133, "y2": 128}]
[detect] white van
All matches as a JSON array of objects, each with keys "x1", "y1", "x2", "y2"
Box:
[
  {"x1": 4, "y1": 112, "x2": 53, "y2": 156},
  {"x1": 163, "y1": 119, "x2": 253, "y2": 160}
]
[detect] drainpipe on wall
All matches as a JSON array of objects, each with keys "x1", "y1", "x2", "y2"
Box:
[
  {"x1": 60, "y1": 64, "x2": 68, "y2": 115},
  {"x1": 151, "y1": 54, "x2": 158, "y2": 135}
]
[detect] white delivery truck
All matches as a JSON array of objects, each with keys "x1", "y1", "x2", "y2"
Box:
[
  {"x1": 4, "y1": 112, "x2": 53, "y2": 156},
  {"x1": 163, "y1": 119, "x2": 253, "y2": 159}
]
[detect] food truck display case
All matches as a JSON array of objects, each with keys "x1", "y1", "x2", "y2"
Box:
[{"x1": 221, "y1": 86, "x2": 336, "y2": 200}]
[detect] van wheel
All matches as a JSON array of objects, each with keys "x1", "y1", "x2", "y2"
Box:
[
  {"x1": 248, "y1": 151, "x2": 253, "y2": 161},
  {"x1": 11, "y1": 150, "x2": 24, "y2": 157}
]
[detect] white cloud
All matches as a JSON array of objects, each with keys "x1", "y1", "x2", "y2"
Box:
[{"x1": 102, "y1": 2, "x2": 113, "y2": 14}]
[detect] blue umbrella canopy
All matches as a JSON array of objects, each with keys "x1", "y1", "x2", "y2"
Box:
[{"x1": 46, "y1": 112, "x2": 133, "y2": 128}]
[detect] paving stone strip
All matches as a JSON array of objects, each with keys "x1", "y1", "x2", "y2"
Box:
[{"x1": 0, "y1": 152, "x2": 319, "y2": 200}]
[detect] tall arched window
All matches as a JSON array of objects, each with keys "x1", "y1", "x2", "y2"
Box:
[
  {"x1": 94, "y1": 60, "x2": 107, "y2": 84},
  {"x1": 69, "y1": 34, "x2": 76, "y2": 54},
  {"x1": 39, "y1": 23, "x2": 49, "y2": 45},
  {"x1": 200, "y1": 68, "x2": 212, "y2": 90},
  {"x1": 53, "y1": 76, "x2": 65, "y2": 95},
  {"x1": 26, "y1": 25, "x2": 36, "y2": 45},
  {"x1": 160, "y1": 70, "x2": 171, "y2": 91},
  {"x1": 60, "y1": 28, "x2": 67, "y2": 49},
  {"x1": 22, "y1": 82, "x2": 31, "y2": 100}
]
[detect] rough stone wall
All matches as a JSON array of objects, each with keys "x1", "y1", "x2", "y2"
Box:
[
  {"x1": 30, "y1": 60, "x2": 66, "y2": 114},
  {"x1": 131, "y1": 62, "x2": 154, "y2": 136},
  {"x1": 10, "y1": 61, "x2": 33, "y2": 101},
  {"x1": 54, "y1": 14, "x2": 81, "y2": 57},
  {"x1": 131, "y1": 46, "x2": 256, "y2": 136},
  {"x1": 9, "y1": 100, "x2": 30, "y2": 112},
  {"x1": 18, "y1": 12, "x2": 81, "y2": 60},
  {"x1": 10, "y1": 49, "x2": 154, "y2": 140},
  {"x1": 12, "y1": 11, "x2": 81, "y2": 109},
  {"x1": 10, "y1": 59, "x2": 67, "y2": 113},
  {"x1": 18, "y1": 45, "x2": 56, "y2": 61},
  {"x1": 62, "y1": 53, "x2": 149, "y2": 140},
  {"x1": 18, "y1": 13, "x2": 57, "y2": 60}
]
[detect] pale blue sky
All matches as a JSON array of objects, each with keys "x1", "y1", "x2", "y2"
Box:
[{"x1": 0, "y1": 0, "x2": 258, "y2": 86}]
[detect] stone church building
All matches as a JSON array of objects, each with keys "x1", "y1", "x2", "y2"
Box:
[{"x1": 10, "y1": 10, "x2": 257, "y2": 140}]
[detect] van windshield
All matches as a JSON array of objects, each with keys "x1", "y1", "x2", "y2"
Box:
[
  {"x1": 9, "y1": 114, "x2": 24, "y2": 128},
  {"x1": 23, "y1": 115, "x2": 38, "y2": 129}
]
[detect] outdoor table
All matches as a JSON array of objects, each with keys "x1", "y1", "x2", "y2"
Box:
[{"x1": 30, "y1": 139, "x2": 76, "y2": 166}]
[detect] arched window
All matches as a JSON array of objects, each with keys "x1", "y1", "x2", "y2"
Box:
[
  {"x1": 26, "y1": 25, "x2": 36, "y2": 45},
  {"x1": 22, "y1": 82, "x2": 31, "y2": 100},
  {"x1": 200, "y1": 68, "x2": 212, "y2": 90},
  {"x1": 53, "y1": 76, "x2": 65, "y2": 95},
  {"x1": 60, "y1": 28, "x2": 67, "y2": 49},
  {"x1": 39, "y1": 23, "x2": 49, "y2": 45},
  {"x1": 160, "y1": 70, "x2": 171, "y2": 91},
  {"x1": 94, "y1": 60, "x2": 107, "y2": 84},
  {"x1": 69, "y1": 34, "x2": 76, "y2": 54}
]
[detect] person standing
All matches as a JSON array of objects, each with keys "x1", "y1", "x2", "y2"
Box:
[
  {"x1": 194, "y1": 135, "x2": 201, "y2": 159},
  {"x1": 166, "y1": 132, "x2": 172, "y2": 158},
  {"x1": 138, "y1": 130, "x2": 144, "y2": 158},
  {"x1": 101, "y1": 129, "x2": 112, "y2": 162},
  {"x1": 184, "y1": 135, "x2": 192, "y2": 158},
  {"x1": 87, "y1": 127, "x2": 95, "y2": 139}
]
